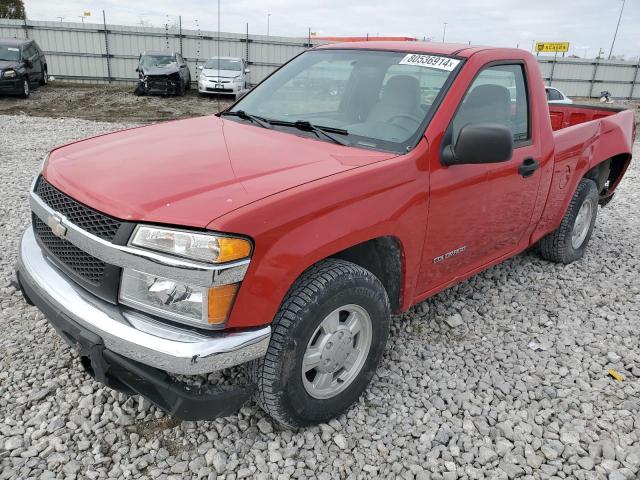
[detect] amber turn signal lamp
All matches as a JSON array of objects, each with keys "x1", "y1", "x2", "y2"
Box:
[
  {"x1": 217, "y1": 238, "x2": 252, "y2": 263},
  {"x1": 208, "y1": 283, "x2": 240, "y2": 325}
]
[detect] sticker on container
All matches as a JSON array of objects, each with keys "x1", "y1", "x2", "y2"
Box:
[{"x1": 399, "y1": 54, "x2": 460, "y2": 71}]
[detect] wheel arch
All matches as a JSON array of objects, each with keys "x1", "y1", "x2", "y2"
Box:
[
  {"x1": 329, "y1": 236, "x2": 403, "y2": 313},
  {"x1": 582, "y1": 153, "x2": 631, "y2": 204}
]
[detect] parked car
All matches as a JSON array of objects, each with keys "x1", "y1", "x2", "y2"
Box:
[
  {"x1": 0, "y1": 38, "x2": 48, "y2": 98},
  {"x1": 17, "y1": 43, "x2": 635, "y2": 427},
  {"x1": 545, "y1": 86, "x2": 573, "y2": 104},
  {"x1": 135, "y1": 51, "x2": 191, "y2": 96},
  {"x1": 198, "y1": 56, "x2": 249, "y2": 97}
]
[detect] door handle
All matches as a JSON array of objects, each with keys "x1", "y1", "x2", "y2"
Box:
[{"x1": 519, "y1": 157, "x2": 539, "y2": 178}]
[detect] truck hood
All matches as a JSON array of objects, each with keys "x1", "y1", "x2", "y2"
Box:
[{"x1": 43, "y1": 115, "x2": 396, "y2": 228}]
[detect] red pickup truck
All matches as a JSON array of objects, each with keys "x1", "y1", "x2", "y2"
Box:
[{"x1": 17, "y1": 42, "x2": 635, "y2": 427}]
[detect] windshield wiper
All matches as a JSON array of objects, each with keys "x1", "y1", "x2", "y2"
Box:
[
  {"x1": 220, "y1": 110, "x2": 272, "y2": 129},
  {"x1": 268, "y1": 120, "x2": 350, "y2": 146}
]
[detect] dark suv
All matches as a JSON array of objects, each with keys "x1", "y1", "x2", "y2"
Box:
[{"x1": 0, "y1": 38, "x2": 48, "y2": 98}]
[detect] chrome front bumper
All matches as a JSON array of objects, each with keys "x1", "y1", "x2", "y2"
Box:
[{"x1": 17, "y1": 226, "x2": 270, "y2": 375}]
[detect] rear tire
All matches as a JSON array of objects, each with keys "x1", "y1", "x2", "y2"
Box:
[
  {"x1": 248, "y1": 259, "x2": 390, "y2": 428},
  {"x1": 539, "y1": 178, "x2": 598, "y2": 264}
]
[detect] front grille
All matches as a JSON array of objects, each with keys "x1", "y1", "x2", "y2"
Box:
[
  {"x1": 33, "y1": 214, "x2": 106, "y2": 284},
  {"x1": 35, "y1": 177, "x2": 122, "y2": 241}
]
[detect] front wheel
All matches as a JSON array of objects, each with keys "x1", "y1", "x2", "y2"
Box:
[
  {"x1": 40, "y1": 67, "x2": 48, "y2": 86},
  {"x1": 248, "y1": 259, "x2": 390, "y2": 428},
  {"x1": 539, "y1": 178, "x2": 598, "y2": 264},
  {"x1": 19, "y1": 77, "x2": 30, "y2": 98}
]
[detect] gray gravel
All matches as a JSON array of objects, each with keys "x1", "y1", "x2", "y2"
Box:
[{"x1": 1, "y1": 114, "x2": 639, "y2": 480}]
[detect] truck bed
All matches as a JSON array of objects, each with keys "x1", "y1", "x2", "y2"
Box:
[{"x1": 548, "y1": 103, "x2": 628, "y2": 131}]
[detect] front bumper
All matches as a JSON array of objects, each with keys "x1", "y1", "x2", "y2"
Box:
[
  {"x1": 16, "y1": 226, "x2": 270, "y2": 419},
  {"x1": 198, "y1": 79, "x2": 241, "y2": 94},
  {"x1": 138, "y1": 77, "x2": 180, "y2": 95},
  {"x1": 0, "y1": 78, "x2": 21, "y2": 93}
]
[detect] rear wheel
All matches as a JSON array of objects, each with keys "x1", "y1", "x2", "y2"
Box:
[
  {"x1": 248, "y1": 259, "x2": 390, "y2": 427},
  {"x1": 539, "y1": 178, "x2": 598, "y2": 264}
]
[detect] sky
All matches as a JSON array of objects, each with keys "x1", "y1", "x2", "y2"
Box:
[{"x1": 23, "y1": 0, "x2": 640, "y2": 59}]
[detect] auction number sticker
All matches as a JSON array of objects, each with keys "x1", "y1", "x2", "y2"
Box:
[
  {"x1": 7, "y1": 47, "x2": 19, "y2": 51},
  {"x1": 399, "y1": 54, "x2": 460, "y2": 71}
]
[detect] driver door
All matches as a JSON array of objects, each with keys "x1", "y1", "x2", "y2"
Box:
[{"x1": 417, "y1": 62, "x2": 542, "y2": 292}]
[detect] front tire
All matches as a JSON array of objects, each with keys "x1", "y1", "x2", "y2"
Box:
[
  {"x1": 248, "y1": 259, "x2": 390, "y2": 428},
  {"x1": 539, "y1": 178, "x2": 598, "y2": 264},
  {"x1": 19, "y1": 77, "x2": 30, "y2": 98},
  {"x1": 40, "y1": 67, "x2": 48, "y2": 86}
]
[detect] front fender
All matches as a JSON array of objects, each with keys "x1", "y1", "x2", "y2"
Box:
[{"x1": 210, "y1": 149, "x2": 430, "y2": 329}]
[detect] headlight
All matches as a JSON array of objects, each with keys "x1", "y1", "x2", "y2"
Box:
[
  {"x1": 129, "y1": 226, "x2": 251, "y2": 264},
  {"x1": 3, "y1": 69, "x2": 17, "y2": 78},
  {"x1": 119, "y1": 269, "x2": 239, "y2": 327},
  {"x1": 199, "y1": 74, "x2": 206, "y2": 81}
]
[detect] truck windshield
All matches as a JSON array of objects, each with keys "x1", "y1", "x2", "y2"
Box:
[
  {"x1": 205, "y1": 58, "x2": 242, "y2": 71},
  {"x1": 0, "y1": 45, "x2": 20, "y2": 61},
  {"x1": 230, "y1": 49, "x2": 461, "y2": 152}
]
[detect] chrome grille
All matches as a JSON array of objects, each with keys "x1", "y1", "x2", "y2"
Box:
[
  {"x1": 35, "y1": 177, "x2": 122, "y2": 241},
  {"x1": 33, "y1": 214, "x2": 106, "y2": 284}
]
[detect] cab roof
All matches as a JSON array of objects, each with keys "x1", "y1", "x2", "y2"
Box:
[{"x1": 315, "y1": 41, "x2": 493, "y2": 58}]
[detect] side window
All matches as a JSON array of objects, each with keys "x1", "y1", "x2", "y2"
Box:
[
  {"x1": 26, "y1": 44, "x2": 37, "y2": 58},
  {"x1": 452, "y1": 64, "x2": 529, "y2": 144}
]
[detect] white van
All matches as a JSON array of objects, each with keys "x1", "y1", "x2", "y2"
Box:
[{"x1": 198, "y1": 57, "x2": 249, "y2": 97}]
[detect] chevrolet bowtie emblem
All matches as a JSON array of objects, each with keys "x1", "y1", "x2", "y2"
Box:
[{"x1": 47, "y1": 215, "x2": 67, "y2": 238}]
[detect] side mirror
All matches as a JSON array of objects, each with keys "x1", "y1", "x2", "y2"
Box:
[
  {"x1": 24, "y1": 59, "x2": 33, "y2": 68},
  {"x1": 135, "y1": 67, "x2": 140, "y2": 73},
  {"x1": 442, "y1": 123, "x2": 513, "y2": 166},
  {"x1": 198, "y1": 65, "x2": 204, "y2": 70},
  {"x1": 244, "y1": 68, "x2": 250, "y2": 74}
]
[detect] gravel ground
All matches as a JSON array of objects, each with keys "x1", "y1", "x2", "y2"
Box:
[{"x1": 1, "y1": 114, "x2": 639, "y2": 480}]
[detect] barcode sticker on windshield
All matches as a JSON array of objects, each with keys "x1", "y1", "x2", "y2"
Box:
[
  {"x1": 399, "y1": 54, "x2": 460, "y2": 71},
  {"x1": 7, "y1": 47, "x2": 19, "y2": 51}
]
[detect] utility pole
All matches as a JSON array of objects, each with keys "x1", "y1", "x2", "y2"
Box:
[
  {"x1": 267, "y1": 13, "x2": 271, "y2": 38},
  {"x1": 442, "y1": 22, "x2": 448, "y2": 42},
  {"x1": 608, "y1": 0, "x2": 625, "y2": 60},
  {"x1": 57, "y1": 17, "x2": 64, "y2": 22}
]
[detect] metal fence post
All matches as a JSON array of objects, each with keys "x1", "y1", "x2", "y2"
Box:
[
  {"x1": 179, "y1": 16, "x2": 183, "y2": 56},
  {"x1": 245, "y1": 23, "x2": 249, "y2": 63},
  {"x1": 630, "y1": 61, "x2": 640, "y2": 100},
  {"x1": 588, "y1": 59, "x2": 600, "y2": 98},
  {"x1": 102, "y1": 11, "x2": 112, "y2": 83}
]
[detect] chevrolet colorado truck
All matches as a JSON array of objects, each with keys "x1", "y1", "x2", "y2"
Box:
[{"x1": 17, "y1": 42, "x2": 635, "y2": 427}]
